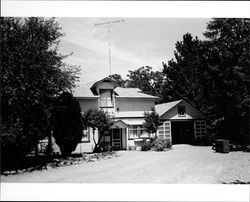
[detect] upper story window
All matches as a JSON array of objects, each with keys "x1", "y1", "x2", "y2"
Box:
[
  {"x1": 100, "y1": 89, "x2": 113, "y2": 107},
  {"x1": 178, "y1": 106, "x2": 186, "y2": 116}
]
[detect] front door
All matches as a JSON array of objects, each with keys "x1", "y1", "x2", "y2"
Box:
[{"x1": 112, "y1": 128, "x2": 122, "y2": 150}]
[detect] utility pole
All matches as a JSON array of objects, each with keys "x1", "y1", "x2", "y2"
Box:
[{"x1": 95, "y1": 19, "x2": 125, "y2": 76}]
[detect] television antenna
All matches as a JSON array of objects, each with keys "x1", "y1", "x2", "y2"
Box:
[{"x1": 95, "y1": 19, "x2": 125, "y2": 76}]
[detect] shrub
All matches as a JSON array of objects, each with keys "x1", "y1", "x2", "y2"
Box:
[
  {"x1": 152, "y1": 137, "x2": 172, "y2": 151},
  {"x1": 141, "y1": 141, "x2": 152, "y2": 151},
  {"x1": 141, "y1": 137, "x2": 172, "y2": 151}
]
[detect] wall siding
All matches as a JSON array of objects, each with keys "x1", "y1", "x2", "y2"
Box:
[{"x1": 116, "y1": 98, "x2": 155, "y2": 112}]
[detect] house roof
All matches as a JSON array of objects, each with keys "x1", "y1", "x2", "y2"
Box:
[
  {"x1": 73, "y1": 80, "x2": 159, "y2": 99},
  {"x1": 73, "y1": 81, "x2": 98, "y2": 98},
  {"x1": 115, "y1": 87, "x2": 159, "y2": 99},
  {"x1": 155, "y1": 100, "x2": 183, "y2": 117},
  {"x1": 113, "y1": 119, "x2": 145, "y2": 126}
]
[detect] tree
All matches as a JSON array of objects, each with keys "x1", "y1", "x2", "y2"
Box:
[
  {"x1": 162, "y1": 33, "x2": 208, "y2": 110},
  {"x1": 50, "y1": 92, "x2": 83, "y2": 156},
  {"x1": 109, "y1": 74, "x2": 126, "y2": 87},
  {"x1": 0, "y1": 17, "x2": 80, "y2": 157},
  {"x1": 82, "y1": 108, "x2": 113, "y2": 153},
  {"x1": 143, "y1": 108, "x2": 160, "y2": 137},
  {"x1": 126, "y1": 66, "x2": 165, "y2": 102},
  {"x1": 202, "y1": 18, "x2": 250, "y2": 143}
]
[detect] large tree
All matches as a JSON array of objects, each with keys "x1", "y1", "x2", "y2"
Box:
[
  {"x1": 0, "y1": 17, "x2": 80, "y2": 156},
  {"x1": 109, "y1": 74, "x2": 126, "y2": 87},
  {"x1": 202, "y1": 18, "x2": 250, "y2": 143},
  {"x1": 82, "y1": 108, "x2": 113, "y2": 153},
  {"x1": 162, "y1": 33, "x2": 208, "y2": 110},
  {"x1": 126, "y1": 66, "x2": 165, "y2": 102},
  {"x1": 50, "y1": 92, "x2": 83, "y2": 156}
]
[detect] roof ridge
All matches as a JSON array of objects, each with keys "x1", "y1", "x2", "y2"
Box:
[{"x1": 156, "y1": 100, "x2": 182, "y2": 106}]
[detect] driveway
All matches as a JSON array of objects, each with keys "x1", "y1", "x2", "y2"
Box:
[{"x1": 1, "y1": 145, "x2": 250, "y2": 183}]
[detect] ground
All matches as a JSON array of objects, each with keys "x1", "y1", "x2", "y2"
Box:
[{"x1": 1, "y1": 145, "x2": 250, "y2": 183}]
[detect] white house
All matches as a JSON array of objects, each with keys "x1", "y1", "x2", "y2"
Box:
[{"x1": 73, "y1": 77, "x2": 207, "y2": 153}]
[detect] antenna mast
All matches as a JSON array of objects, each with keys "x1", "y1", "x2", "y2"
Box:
[{"x1": 95, "y1": 19, "x2": 125, "y2": 76}]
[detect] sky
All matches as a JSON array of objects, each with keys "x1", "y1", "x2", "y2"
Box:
[{"x1": 57, "y1": 18, "x2": 210, "y2": 85}]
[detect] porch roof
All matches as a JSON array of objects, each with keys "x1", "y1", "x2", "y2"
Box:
[{"x1": 112, "y1": 119, "x2": 145, "y2": 128}]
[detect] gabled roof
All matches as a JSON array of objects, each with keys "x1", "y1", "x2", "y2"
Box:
[
  {"x1": 73, "y1": 81, "x2": 98, "y2": 98},
  {"x1": 155, "y1": 100, "x2": 182, "y2": 117},
  {"x1": 155, "y1": 99, "x2": 206, "y2": 119},
  {"x1": 115, "y1": 87, "x2": 159, "y2": 99}
]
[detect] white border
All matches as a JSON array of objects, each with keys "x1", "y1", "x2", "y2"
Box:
[
  {"x1": 1, "y1": 183, "x2": 250, "y2": 201},
  {"x1": 1, "y1": 1, "x2": 250, "y2": 201},
  {"x1": 1, "y1": 1, "x2": 250, "y2": 18}
]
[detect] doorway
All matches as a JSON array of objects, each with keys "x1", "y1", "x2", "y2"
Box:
[
  {"x1": 171, "y1": 121, "x2": 194, "y2": 144},
  {"x1": 112, "y1": 128, "x2": 122, "y2": 149}
]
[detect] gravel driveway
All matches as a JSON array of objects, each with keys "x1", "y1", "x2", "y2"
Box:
[{"x1": 1, "y1": 145, "x2": 250, "y2": 183}]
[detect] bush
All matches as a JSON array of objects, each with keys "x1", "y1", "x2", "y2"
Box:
[
  {"x1": 152, "y1": 137, "x2": 172, "y2": 151},
  {"x1": 141, "y1": 137, "x2": 172, "y2": 152},
  {"x1": 141, "y1": 141, "x2": 152, "y2": 151}
]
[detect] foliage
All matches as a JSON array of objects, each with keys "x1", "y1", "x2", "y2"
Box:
[
  {"x1": 202, "y1": 18, "x2": 250, "y2": 143},
  {"x1": 0, "y1": 17, "x2": 80, "y2": 156},
  {"x1": 126, "y1": 66, "x2": 165, "y2": 102},
  {"x1": 162, "y1": 33, "x2": 208, "y2": 110},
  {"x1": 82, "y1": 108, "x2": 113, "y2": 152},
  {"x1": 109, "y1": 74, "x2": 126, "y2": 87},
  {"x1": 141, "y1": 141, "x2": 152, "y2": 151},
  {"x1": 141, "y1": 137, "x2": 172, "y2": 152},
  {"x1": 151, "y1": 137, "x2": 172, "y2": 151},
  {"x1": 143, "y1": 108, "x2": 160, "y2": 135},
  {"x1": 50, "y1": 92, "x2": 84, "y2": 156}
]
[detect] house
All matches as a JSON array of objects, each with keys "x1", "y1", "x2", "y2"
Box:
[{"x1": 73, "y1": 77, "x2": 207, "y2": 153}]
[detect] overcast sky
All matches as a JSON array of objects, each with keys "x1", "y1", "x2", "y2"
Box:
[{"x1": 57, "y1": 18, "x2": 210, "y2": 85}]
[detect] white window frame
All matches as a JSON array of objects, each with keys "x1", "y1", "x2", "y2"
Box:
[
  {"x1": 194, "y1": 120, "x2": 207, "y2": 140},
  {"x1": 178, "y1": 106, "x2": 186, "y2": 117},
  {"x1": 128, "y1": 125, "x2": 148, "y2": 139},
  {"x1": 157, "y1": 121, "x2": 171, "y2": 141}
]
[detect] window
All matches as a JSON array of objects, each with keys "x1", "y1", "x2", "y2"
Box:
[
  {"x1": 100, "y1": 89, "x2": 113, "y2": 107},
  {"x1": 194, "y1": 121, "x2": 206, "y2": 140},
  {"x1": 128, "y1": 125, "x2": 148, "y2": 139},
  {"x1": 157, "y1": 121, "x2": 171, "y2": 140},
  {"x1": 82, "y1": 128, "x2": 90, "y2": 142},
  {"x1": 178, "y1": 106, "x2": 186, "y2": 116}
]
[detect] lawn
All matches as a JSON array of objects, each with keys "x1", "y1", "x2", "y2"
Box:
[{"x1": 1, "y1": 145, "x2": 250, "y2": 183}]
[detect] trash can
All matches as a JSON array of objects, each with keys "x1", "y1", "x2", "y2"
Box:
[{"x1": 215, "y1": 139, "x2": 230, "y2": 153}]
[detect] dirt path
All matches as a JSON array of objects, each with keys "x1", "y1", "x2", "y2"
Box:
[{"x1": 1, "y1": 145, "x2": 250, "y2": 183}]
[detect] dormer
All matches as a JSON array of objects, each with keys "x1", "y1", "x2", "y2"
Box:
[{"x1": 90, "y1": 77, "x2": 117, "y2": 108}]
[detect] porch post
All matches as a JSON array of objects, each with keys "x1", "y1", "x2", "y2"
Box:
[{"x1": 126, "y1": 127, "x2": 129, "y2": 150}]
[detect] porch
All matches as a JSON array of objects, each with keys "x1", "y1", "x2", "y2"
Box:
[{"x1": 102, "y1": 119, "x2": 152, "y2": 151}]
